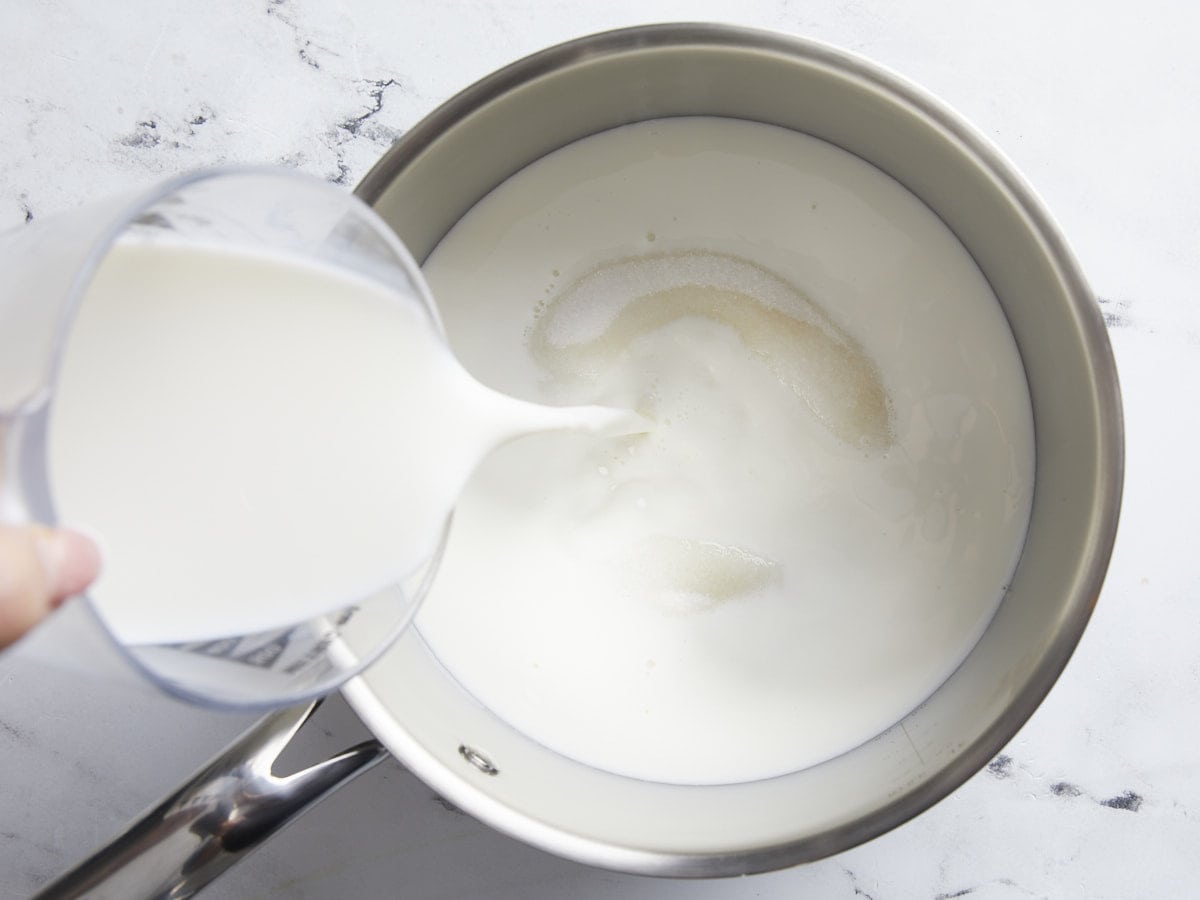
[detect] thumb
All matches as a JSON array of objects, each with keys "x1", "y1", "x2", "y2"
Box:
[{"x1": 0, "y1": 526, "x2": 103, "y2": 650}]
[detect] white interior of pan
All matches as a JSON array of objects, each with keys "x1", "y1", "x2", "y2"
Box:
[{"x1": 344, "y1": 30, "x2": 1120, "y2": 876}]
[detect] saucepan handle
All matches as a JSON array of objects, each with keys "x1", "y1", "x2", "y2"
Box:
[{"x1": 33, "y1": 700, "x2": 388, "y2": 899}]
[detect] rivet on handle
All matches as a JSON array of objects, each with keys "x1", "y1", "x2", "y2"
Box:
[{"x1": 458, "y1": 744, "x2": 499, "y2": 775}]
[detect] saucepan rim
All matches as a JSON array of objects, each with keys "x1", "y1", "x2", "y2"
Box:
[{"x1": 346, "y1": 21, "x2": 1124, "y2": 877}]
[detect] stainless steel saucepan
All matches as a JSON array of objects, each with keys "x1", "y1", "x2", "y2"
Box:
[{"x1": 37, "y1": 23, "x2": 1122, "y2": 898}]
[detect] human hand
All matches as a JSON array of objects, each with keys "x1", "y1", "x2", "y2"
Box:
[{"x1": 0, "y1": 525, "x2": 102, "y2": 650}]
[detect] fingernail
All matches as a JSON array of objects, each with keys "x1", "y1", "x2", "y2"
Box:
[{"x1": 35, "y1": 527, "x2": 104, "y2": 606}]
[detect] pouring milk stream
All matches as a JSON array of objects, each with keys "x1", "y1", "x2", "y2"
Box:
[{"x1": 46, "y1": 240, "x2": 645, "y2": 647}]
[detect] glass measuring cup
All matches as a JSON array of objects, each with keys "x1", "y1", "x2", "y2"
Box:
[{"x1": 0, "y1": 168, "x2": 449, "y2": 708}]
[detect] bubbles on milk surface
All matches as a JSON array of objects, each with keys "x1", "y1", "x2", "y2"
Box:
[
  {"x1": 415, "y1": 115, "x2": 1035, "y2": 785},
  {"x1": 526, "y1": 248, "x2": 898, "y2": 611},
  {"x1": 531, "y1": 249, "x2": 894, "y2": 451}
]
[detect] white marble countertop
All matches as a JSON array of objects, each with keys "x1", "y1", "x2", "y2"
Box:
[{"x1": 1, "y1": 1, "x2": 1197, "y2": 898}]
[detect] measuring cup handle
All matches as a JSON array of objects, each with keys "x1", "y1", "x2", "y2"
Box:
[{"x1": 32, "y1": 700, "x2": 388, "y2": 900}]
